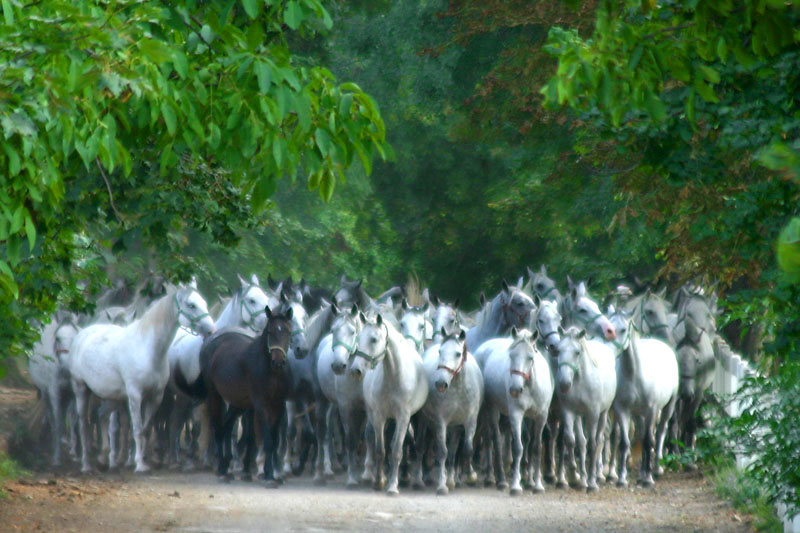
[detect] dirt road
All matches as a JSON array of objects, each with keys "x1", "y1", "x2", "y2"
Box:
[{"x1": 1, "y1": 468, "x2": 753, "y2": 532}]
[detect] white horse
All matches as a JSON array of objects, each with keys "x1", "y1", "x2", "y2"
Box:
[
  {"x1": 314, "y1": 304, "x2": 372, "y2": 487},
  {"x1": 468, "y1": 279, "x2": 536, "y2": 357},
  {"x1": 564, "y1": 279, "x2": 617, "y2": 342},
  {"x1": 399, "y1": 299, "x2": 429, "y2": 355},
  {"x1": 69, "y1": 281, "x2": 215, "y2": 472},
  {"x1": 353, "y1": 313, "x2": 428, "y2": 495},
  {"x1": 553, "y1": 327, "x2": 617, "y2": 492},
  {"x1": 479, "y1": 328, "x2": 554, "y2": 495},
  {"x1": 28, "y1": 313, "x2": 80, "y2": 466},
  {"x1": 429, "y1": 296, "x2": 462, "y2": 345},
  {"x1": 167, "y1": 274, "x2": 270, "y2": 467},
  {"x1": 606, "y1": 306, "x2": 679, "y2": 487},
  {"x1": 419, "y1": 329, "x2": 483, "y2": 494}
]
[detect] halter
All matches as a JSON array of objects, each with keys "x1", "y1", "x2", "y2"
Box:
[
  {"x1": 558, "y1": 361, "x2": 580, "y2": 376},
  {"x1": 503, "y1": 294, "x2": 530, "y2": 327},
  {"x1": 539, "y1": 329, "x2": 560, "y2": 345},
  {"x1": 174, "y1": 293, "x2": 210, "y2": 335},
  {"x1": 332, "y1": 338, "x2": 357, "y2": 356},
  {"x1": 537, "y1": 285, "x2": 557, "y2": 299},
  {"x1": 572, "y1": 304, "x2": 604, "y2": 333},
  {"x1": 635, "y1": 297, "x2": 670, "y2": 337},
  {"x1": 437, "y1": 342, "x2": 467, "y2": 379},
  {"x1": 239, "y1": 284, "x2": 267, "y2": 332},
  {"x1": 507, "y1": 336, "x2": 536, "y2": 381},
  {"x1": 267, "y1": 343, "x2": 288, "y2": 361},
  {"x1": 352, "y1": 323, "x2": 389, "y2": 370},
  {"x1": 404, "y1": 333, "x2": 424, "y2": 353}
]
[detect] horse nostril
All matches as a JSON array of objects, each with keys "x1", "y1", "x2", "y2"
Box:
[
  {"x1": 509, "y1": 387, "x2": 522, "y2": 398},
  {"x1": 435, "y1": 380, "x2": 448, "y2": 392},
  {"x1": 331, "y1": 362, "x2": 346, "y2": 375},
  {"x1": 605, "y1": 327, "x2": 616, "y2": 341},
  {"x1": 559, "y1": 381, "x2": 571, "y2": 394}
]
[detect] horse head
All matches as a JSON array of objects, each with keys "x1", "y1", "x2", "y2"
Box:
[
  {"x1": 568, "y1": 280, "x2": 616, "y2": 341},
  {"x1": 264, "y1": 304, "x2": 293, "y2": 367},
  {"x1": 527, "y1": 264, "x2": 560, "y2": 301},
  {"x1": 635, "y1": 289, "x2": 674, "y2": 344},
  {"x1": 433, "y1": 329, "x2": 468, "y2": 394},
  {"x1": 534, "y1": 297, "x2": 562, "y2": 355},
  {"x1": 330, "y1": 304, "x2": 360, "y2": 375},
  {"x1": 175, "y1": 283, "x2": 216, "y2": 337},
  {"x1": 431, "y1": 297, "x2": 461, "y2": 344},
  {"x1": 507, "y1": 327, "x2": 539, "y2": 398},
  {"x1": 286, "y1": 295, "x2": 309, "y2": 360},
  {"x1": 606, "y1": 304, "x2": 632, "y2": 354},
  {"x1": 555, "y1": 327, "x2": 587, "y2": 394},
  {"x1": 351, "y1": 311, "x2": 389, "y2": 378},
  {"x1": 236, "y1": 273, "x2": 270, "y2": 332},
  {"x1": 53, "y1": 315, "x2": 80, "y2": 365},
  {"x1": 400, "y1": 299, "x2": 428, "y2": 353},
  {"x1": 501, "y1": 279, "x2": 536, "y2": 329}
]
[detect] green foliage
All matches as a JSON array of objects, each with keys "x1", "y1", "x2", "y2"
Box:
[
  {"x1": 713, "y1": 466, "x2": 782, "y2": 532},
  {"x1": 0, "y1": 0, "x2": 389, "y2": 361},
  {"x1": 0, "y1": 452, "x2": 27, "y2": 497}
]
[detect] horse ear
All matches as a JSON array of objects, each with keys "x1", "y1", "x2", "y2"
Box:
[
  {"x1": 422, "y1": 302, "x2": 429, "y2": 313},
  {"x1": 350, "y1": 304, "x2": 358, "y2": 316},
  {"x1": 458, "y1": 329, "x2": 466, "y2": 342},
  {"x1": 534, "y1": 294, "x2": 541, "y2": 307},
  {"x1": 340, "y1": 274, "x2": 347, "y2": 285},
  {"x1": 268, "y1": 274, "x2": 278, "y2": 290},
  {"x1": 376, "y1": 313, "x2": 383, "y2": 325},
  {"x1": 567, "y1": 274, "x2": 574, "y2": 290},
  {"x1": 431, "y1": 294, "x2": 440, "y2": 307},
  {"x1": 558, "y1": 325, "x2": 565, "y2": 336},
  {"x1": 238, "y1": 274, "x2": 247, "y2": 288},
  {"x1": 251, "y1": 273, "x2": 260, "y2": 287},
  {"x1": 541, "y1": 264, "x2": 548, "y2": 276},
  {"x1": 607, "y1": 304, "x2": 616, "y2": 315},
  {"x1": 531, "y1": 329, "x2": 539, "y2": 342},
  {"x1": 656, "y1": 286, "x2": 667, "y2": 300},
  {"x1": 440, "y1": 326, "x2": 447, "y2": 338},
  {"x1": 502, "y1": 279, "x2": 510, "y2": 294},
  {"x1": 511, "y1": 326, "x2": 518, "y2": 339},
  {"x1": 577, "y1": 329, "x2": 586, "y2": 339},
  {"x1": 354, "y1": 278, "x2": 363, "y2": 289},
  {"x1": 280, "y1": 291, "x2": 288, "y2": 304},
  {"x1": 479, "y1": 292, "x2": 486, "y2": 306},
  {"x1": 453, "y1": 297, "x2": 460, "y2": 309},
  {"x1": 358, "y1": 311, "x2": 366, "y2": 323},
  {"x1": 189, "y1": 276, "x2": 198, "y2": 290},
  {"x1": 577, "y1": 281, "x2": 587, "y2": 297},
  {"x1": 285, "y1": 306, "x2": 293, "y2": 320},
  {"x1": 402, "y1": 299, "x2": 409, "y2": 311},
  {"x1": 331, "y1": 302, "x2": 340, "y2": 315},
  {"x1": 526, "y1": 266, "x2": 535, "y2": 280},
  {"x1": 265, "y1": 305, "x2": 273, "y2": 319},
  {"x1": 516, "y1": 276, "x2": 524, "y2": 290}
]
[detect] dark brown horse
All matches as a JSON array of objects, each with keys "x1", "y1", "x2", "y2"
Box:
[{"x1": 199, "y1": 305, "x2": 293, "y2": 486}]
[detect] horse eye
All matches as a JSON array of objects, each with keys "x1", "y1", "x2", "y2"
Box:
[
  {"x1": 579, "y1": 308, "x2": 586, "y2": 314},
  {"x1": 536, "y1": 283, "x2": 544, "y2": 290},
  {"x1": 418, "y1": 324, "x2": 424, "y2": 330},
  {"x1": 188, "y1": 303, "x2": 196, "y2": 309}
]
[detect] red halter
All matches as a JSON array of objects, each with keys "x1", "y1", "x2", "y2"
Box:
[{"x1": 437, "y1": 343, "x2": 467, "y2": 379}]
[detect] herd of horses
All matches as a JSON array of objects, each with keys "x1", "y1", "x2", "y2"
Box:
[{"x1": 27, "y1": 266, "x2": 724, "y2": 496}]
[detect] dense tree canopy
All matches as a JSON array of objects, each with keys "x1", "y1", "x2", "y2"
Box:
[{"x1": 0, "y1": 0, "x2": 389, "y2": 361}]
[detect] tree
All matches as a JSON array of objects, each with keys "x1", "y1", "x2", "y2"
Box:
[{"x1": 0, "y1": 0, "x2": 390, "y2": 363}]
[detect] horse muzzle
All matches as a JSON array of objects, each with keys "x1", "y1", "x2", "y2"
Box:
[
  {"x1": 350, "y1": 368, "x2": 363, "y2": 380},
  {"x1": 331, "y1": 361, "x2": 347, "y2": 375},
  {"x1": 435, "y1": 380, "x2": 449, "y2": 393},
  {"x1": 509, "y1": 386, "x2": 523, "y2": 399}
]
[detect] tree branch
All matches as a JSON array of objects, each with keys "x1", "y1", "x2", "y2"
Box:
[{"x1": 96, "y1": 158, "x2": 125, "y2": 223}]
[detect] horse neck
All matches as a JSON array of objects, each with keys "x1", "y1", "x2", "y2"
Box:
[
  {"x1": 214, "y1": 292, "x2": 238, "y2": 328},
  {"x1": 306, "y1": 306, "x2": 334, "y2": 354},
  {"x1": 620, "y1": 330, "x2": 638, "y2": 377},
  {"x1": 381, "y1": 324, "x2": 410, "y2": 377},
  {"x1": 473, "y1": 294, "x2": 506, "y2": 341},
  {"x1": 132, "y1": 291, "x2": 179, "y2": 362}
]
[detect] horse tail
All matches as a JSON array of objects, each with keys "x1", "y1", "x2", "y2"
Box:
[{"x1": 174, "y1": 367, "x2": 206, "y2": 399}]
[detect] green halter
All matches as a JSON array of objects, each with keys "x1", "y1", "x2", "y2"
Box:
[{"x1": 174, "y1": 293, "x2": 210, "y2": 335}]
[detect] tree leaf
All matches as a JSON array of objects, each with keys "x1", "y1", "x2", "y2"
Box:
[
  {"x1": 242, "y1": 0, "x2": 259, "y2": 19},
  {"x1": 2, "y1": 0, "x2": 14, "y2": 26},
  {"x1": 315, "y1": 128, "x2": 332, "y2": 157},
  {"x1": 2, "y1": 142, "x2": 20, "y2": 176},
  {"x1": 24, "y1": 213, "x2": 35, "y2": 252},
  {"x1": 319, "y1": 169, "x2": 334, "y2": 202},
  {"x1": 161, "y1": 101, "x2": 177, "y2": 136},
  {"x1": 255, "y1": 61, "x2": 271, "y2": 93},
  {"x1": 284, "y1": 1, "x2": 303, "y2": 30},
  {"x1": 173, "y1": 50, "x2": 189, "y2": 79}
]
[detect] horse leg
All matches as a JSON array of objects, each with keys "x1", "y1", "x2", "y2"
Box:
[
  {"x1": 240, "y1": 410, "x2": 255, "y2": 481},
  {"x1": 386, "y1": 414, "x2": 410, "y2": 495},
  {"x1": 655, "y1": 393, "x2": 678, "y2": 477},
  {"x1": 606, "y1": 416, "x2": 619, "y2": 483},
  {"x1": 371, "y1": 417, "x2": 387, "y2": 491},
  {"x1": 508, "y1": 410, "x2": 525, "y2": 495},
  {"x1": 433, "y1": 419, "x2": 448, "y2": 495},
  {"x1": 639, "y1": 411, "x2": 656, "y2": 487},
  {"x1": 72, "y1": 379, "x2": 93, "y2": 473},
  {"x1": 490, "y1": 409, "x2": 508, "y2": 490},
  {"x1": 559, "y1": 410, "x2": 577, "y2": 489},
  {"x1": 573, "y1": 416, "x2": 588, "y2": 489},
  {"x1": 462, "y1": 415, "x2": 479, "y2": 486},
  {"x1": 281, "y1": 400, "x2": 296, "y2": 477},
  {"x1": 587, "y1": 412, "x2": 607, "y2": 492},
  {"x1": 48, "y1": 388, "x2": 63, "y2": 467},
  {"x1": 312, "y1": 398, "x2": 329, "y2": 485},
  {"x1": 124, "y1": 390, "x2": 149, "y2": 473},
  {"x1": 258, "y1": 409, "x2": 282, "y2": 488},
  {"x1": 323, "y1": 403, "x2": 336, "y2": 478},
  {"x1": 616, "y1": 411, "x2": 632, "y2": 487},
  {"x1": 208, "y1": 392, "x2": 229, "y2": 480},
  {"x1": 528, "y1": 416, "x2": 546, "y2": 493}
]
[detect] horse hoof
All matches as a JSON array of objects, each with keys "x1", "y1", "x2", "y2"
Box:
[
  {"x1": 346, "y1": 481, "x2": 360, "y2": 490},
  {"x1": 264, "y1": 479, "x2": 280, "y2": 489},
  {"x1": 218, "y1": 475, "x2": 232, "y2": 484},
  {"x1": 543, "y1": 474, "x2": 556, "y2": 485},
  {"x1": 556, "y1": 481, "x2": 568, "y2": 490},
  {"x1": 241, "y1": 473, "x2": 253, "y2": 482},
  {"x1": 313, "y1": 476, "x2": 326, "y2": 486},
  {"x1": 496, "y1": 481, "x2": 509, "y2": 491},
  {"x1": 134, "y1": 465, "x2": 151, "y2": 474},
  {"x1": 436, "y1": 486, "x2": 449, "y2": 496},
  {"x1": 386, "y1": 487, "x2": 399, "y2": 497},
  {"x1": 324, "y1": 470, "x2": 335, "y2": 480},
  {"x1": 510, "y1": 487, "x2": 522, "y2": 497},
  {"x1": 587, "y1": 484, "x2": 599, "y2": 493},
  {"x1": 638, "y1": 478, "x2": 654, "y2": 488},
  {"x1": 616, "y1": 479, "x2": 628, "y2": 488},
  {"x1": 466, "y1": 472, "x2": 478, "y2": 486},
  {"x1": 483, "y1": 479, "x2": 496, "y2": 488}
]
